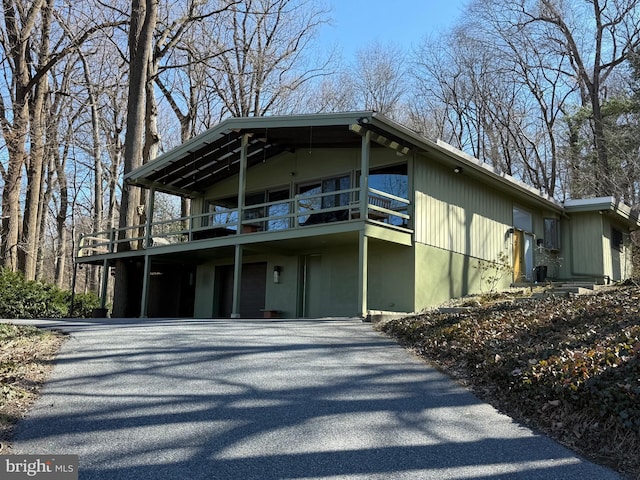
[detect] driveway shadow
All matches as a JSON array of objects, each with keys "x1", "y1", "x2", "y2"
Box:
[{"x1": 10, "y1": 318, "x2": 620, "y2": 479}]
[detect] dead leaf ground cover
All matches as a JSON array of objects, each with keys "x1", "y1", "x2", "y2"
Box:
[
  {"x1": 379, "y1": 285, "x2": 640, "y2": 479},
  {"x1": 0, "y1": 323, "x2": 66, "y2": 453}
]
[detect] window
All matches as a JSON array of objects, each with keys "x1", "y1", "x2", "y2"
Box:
[
  {"x1": 266, "y1": 189, "x2": 290, "y2": 231},
  {"x1": 297, "y1": 175, "x2": 351, "y2": 225},
  {"x1": 205, "y1": 197, "x2": 238, "y2": 229},
  {"x1": 321, "y1": 176, "x2": 350, "y2": 209},
  {"x1": 543, "y1": 218, "x2": 560, "y2": 250},
  {"x1": 611, "y1": 227, "x2": 624, "y2": 251},
  {"x1": 368, "y1": 164, "x2": 408, "y2": 200},
  {"x1": 513, "y1": 206, "x2": 532, "y2": 232},
  {"x1": 359, "y1": 163, "x2": 409, "y2": 226}
]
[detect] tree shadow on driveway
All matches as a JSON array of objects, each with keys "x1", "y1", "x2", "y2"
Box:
[{"x1": 11, "y1": 318, "x2": 621, "y2": 480}]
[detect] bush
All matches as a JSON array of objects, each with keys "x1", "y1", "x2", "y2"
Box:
[{"x1": 0, "y1": 268, "x2": 101, "y2": 319}]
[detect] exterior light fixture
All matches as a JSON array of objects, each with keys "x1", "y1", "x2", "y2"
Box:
[
  {"x1": 454, "y1": 166, "x2": 463, "y2": 174},
  {"x1": 273, "y1": 266, "x2": 282, "y2": 284}
]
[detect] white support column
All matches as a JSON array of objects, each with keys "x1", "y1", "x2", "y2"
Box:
[
  {"x1": 140, "y1": 254, "x2": 151, "y2": 318},
  {"x1": 358, "y1": 131, "x2": 371, "y2": 318}
]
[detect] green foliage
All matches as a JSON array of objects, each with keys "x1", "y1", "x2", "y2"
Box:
[{"x1": 0, "y1": 268, "x2": 100, "y2": 319}]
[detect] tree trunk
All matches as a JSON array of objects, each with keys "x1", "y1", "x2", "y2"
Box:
[
  {"x1": 1, "y1": 100, "x2": 28, "y2": 272},
  {"x1": 21, "y1": 74, "x2": 49, "y2": 280},
  {"x1": 112, "y1": 0, "x2": 158, "y2": 318},
  {"x1": 80, "y1": 53, "x2": 104, "y2": 291}
]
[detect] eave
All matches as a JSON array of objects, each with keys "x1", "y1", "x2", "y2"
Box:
[{"x1": 564, "y1": 197, "x2": 640, "y2": 229}]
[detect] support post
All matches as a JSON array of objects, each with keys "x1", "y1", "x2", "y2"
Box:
[
  {"x1": 360, "y1": 130, "x2": 371, "y2": 219},
  {"x1": 236, "y1": 134, "x2": 249, "y2": 234},
  {"x1": 140, "y1": 255, "x2": 151, "y2": 318},
  {"x1": 358, "y1": 231, "x2": 368, "y2": 319},
  {"x1": 144, "y1": 187, "x2": 156, "y2": 247},
  {"x1": 69, "y1": 260, "x2": 78, "y2": 318},
  {"x1": 230, "y1": 134, "x2": 250, "y2": 319},
  {"x1": 358, "y1": 131, "x2": 371, "y2": 319},
  {"x1": 231, "y1": 245, "x2": 243, "y2": 318},
  {"x1": 100, "y1": 259, "x2": 109, "y2": 309}
]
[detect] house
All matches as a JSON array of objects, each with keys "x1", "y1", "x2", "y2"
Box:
[{"x1": 76, "y1": 112, "x2": 639, "y2": 319}]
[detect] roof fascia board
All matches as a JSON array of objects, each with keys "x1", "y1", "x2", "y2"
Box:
[
  {"x1": 367, "y1": 114, "x2": 563, "y2": 212},
  {"x1": 434, "y1": 140, "x2": 564, "y2": 212},
  {"x1": 564, "y1": 196, "x2": 640, "y2": 227}
]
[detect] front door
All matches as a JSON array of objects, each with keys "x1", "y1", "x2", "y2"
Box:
[
  {"x1": 302, "y1": 255, "x2": 323, "y2": 318},
  {"x1": 513, "y1": 230, "x2": 525, "y2": 282},
  {"x1": 513, "y1": 229, "x2": 534, "y2": 282},
  {"x1": 215, "y1": 262, "x2": 267, "y2": 318}
]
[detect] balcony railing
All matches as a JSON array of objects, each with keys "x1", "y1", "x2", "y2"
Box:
[{"x1": 77, "y1": 187, "x2": 411, "y2": 258}]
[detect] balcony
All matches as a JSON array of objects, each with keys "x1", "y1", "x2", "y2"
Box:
[{"x1": 77, "y1": 187, "x2": 412, "y2": 260}]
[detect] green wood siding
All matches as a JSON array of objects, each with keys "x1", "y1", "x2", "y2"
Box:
[
  {"x1": 414, "y1": 243, "x2": 511, "y2": 308},
  {"x1": 565, "y1": 213, "x2": 604, "y2": 278},
  {"x1": 367, "y1": 241, "x2": 414, "y2": 313},
  {"x1": 413, "y1": 157, "x2": 512, "y2": 261}
]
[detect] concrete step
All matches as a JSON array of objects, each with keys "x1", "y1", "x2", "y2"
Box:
[{"x1": 549, "y1": 281, "x2": 617, "y2": 297}]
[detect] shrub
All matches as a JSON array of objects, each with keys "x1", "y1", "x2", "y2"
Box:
[{"x1": 0, "y1": 268, "x2": 101, "y2": 319}]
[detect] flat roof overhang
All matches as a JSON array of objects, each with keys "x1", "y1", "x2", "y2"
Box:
[{"x1": 564, "y1": 197, "x2": 640, "y2": 229}]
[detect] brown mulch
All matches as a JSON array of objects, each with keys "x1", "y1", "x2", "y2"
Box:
[{"x1": 0, "y1": 323, "x2": 66, "y2": 453}]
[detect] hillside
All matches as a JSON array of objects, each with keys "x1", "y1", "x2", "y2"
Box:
[{"x1": 379, "y1": 284, "x2": 640, "y2": 479}]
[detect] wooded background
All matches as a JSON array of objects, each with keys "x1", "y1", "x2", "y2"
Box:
[{"x1": 1, "y1": 0, "x2": 639, "y2": 297}]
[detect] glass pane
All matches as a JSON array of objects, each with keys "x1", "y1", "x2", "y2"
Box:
[
  {"x1": 364, "y1": 164, "x2": 408, "y2": 226},
  {"x1": 513, "y1": 207, "x2": 532, "y2": 232},
  {"x1": 267, "y1": 189, "x2": 290, "y2": 231},
  {"x1": 209, "y1": 204, "x2": 238, "y2": 229},
  {"x1": 297, "y1": 183, "x2": 322, "y2": 224},
  {"x1": 321, "y1": 176, "x2": 350, "y2": 208}
]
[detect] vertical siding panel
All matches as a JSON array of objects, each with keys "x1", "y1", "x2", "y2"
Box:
[{"x1": 414, "y1": 152, "x2": 513, "y2": 263}]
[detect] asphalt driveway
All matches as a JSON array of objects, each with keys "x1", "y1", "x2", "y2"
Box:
[{"x1": 10, "y1": 317, "x2": 621, "y2": 480}]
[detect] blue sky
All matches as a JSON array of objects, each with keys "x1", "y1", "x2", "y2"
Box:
[{"x1": 319, "y1": 0, "x2": 470, "y2": 60}]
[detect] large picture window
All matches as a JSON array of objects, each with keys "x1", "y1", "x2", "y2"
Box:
[{"x1": 362, "y1": 163, "x2": 408, "y2": 226}]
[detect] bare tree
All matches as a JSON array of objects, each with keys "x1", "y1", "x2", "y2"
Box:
[
  {"x1": 352, "y1": 42, "x2": 407, "y2": 119},
  {"x1": 207, "y1": 0, "x2": 331, "y2": 117},
  {"x1": 0, "y1": 0, "x2": 124, "y2": 276},
  {"x1": 474, "y1": 0, "x2": 640, "y2": 196},
  {"x1": 112, "y1": 0, "x2": 158, "y2": 317}
]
